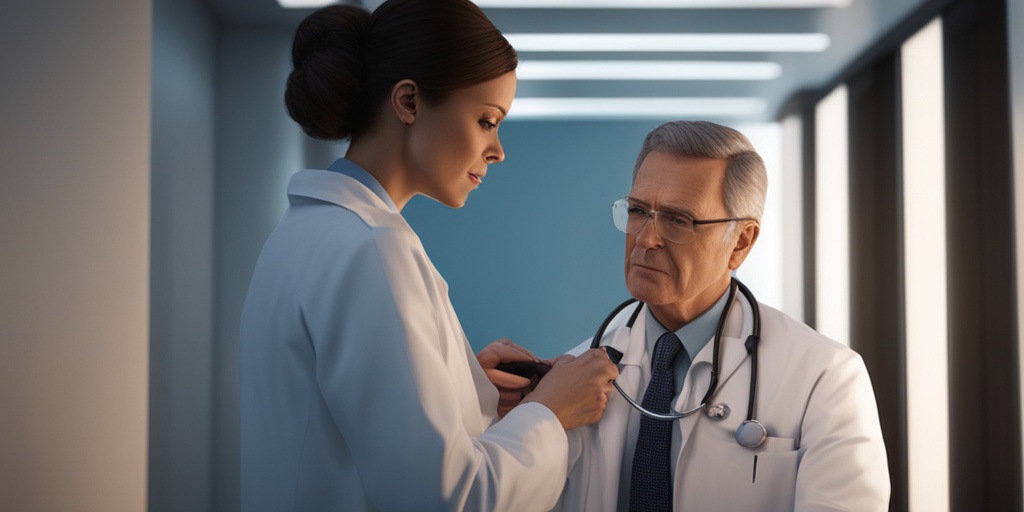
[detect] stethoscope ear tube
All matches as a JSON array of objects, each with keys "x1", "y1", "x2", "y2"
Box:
[
  {"x1": 591, "y1": 298, "x2": 641, "y2": 350},
  {"x1": 697, "y1": 281, "x2": 738, "y2": 407}
]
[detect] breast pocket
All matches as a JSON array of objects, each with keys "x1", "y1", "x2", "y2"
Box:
[{"x1": 678, "y1": 437, "x2": 798, "y2": 511}]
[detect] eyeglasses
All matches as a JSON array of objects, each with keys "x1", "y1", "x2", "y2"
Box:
[{"x1": 611, "y1": 197, "x2": 755, "y2": 244}]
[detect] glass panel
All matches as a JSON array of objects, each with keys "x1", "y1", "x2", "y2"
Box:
[
  {"x1": 814, "y1": 85, "x2": 850, "y2": 346},
  {"x1": 902, "y1": 17, "x2": 950, "y2": 512}
]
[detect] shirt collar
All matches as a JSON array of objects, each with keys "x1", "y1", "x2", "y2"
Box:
[
  {"x1": 644, "y1": 287, "x2": 731, "y2": 360},
  {"x1": 327, "y1": 158, "x2": 398, "y2": 212}
]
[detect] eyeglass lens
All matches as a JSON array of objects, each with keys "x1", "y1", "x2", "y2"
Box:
[{"x1": 612, "y1": 198, "x2": 696, "y2": 244}]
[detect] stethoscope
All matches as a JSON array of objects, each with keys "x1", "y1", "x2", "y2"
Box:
[{"x1": 590, "y1": 277, "x2": 768, "y2": 449}]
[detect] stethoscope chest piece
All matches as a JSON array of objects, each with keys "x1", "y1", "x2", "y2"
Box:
[
  {"x1": 735, "y1": 419, "x2": 767, "y2": 448},
  {"x1": 704, "y1": 402, "x2": 730, "y2": 420}
]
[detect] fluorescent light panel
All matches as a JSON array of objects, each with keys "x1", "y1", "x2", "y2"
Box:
[
  {"x1": 475, "y1": 0, "x2": 849, "y2": 7},
  {"x1": 507, "y1": 97, "x2": 765, "y2": 119},
  {"x1": 516, "y1": 60, "x2": 781, "y2": 80},
  {"x1": 506, "y1": 33, "x2": 829, "y2": 53}
]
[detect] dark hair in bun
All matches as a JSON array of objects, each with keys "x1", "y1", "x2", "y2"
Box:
[{"x1": 285, "y1": 0, "x2": 518, "y2": 141}]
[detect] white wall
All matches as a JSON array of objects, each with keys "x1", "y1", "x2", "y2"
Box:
[{"x1": 0, "y1": 2, "x2": 151, "y2": 511}]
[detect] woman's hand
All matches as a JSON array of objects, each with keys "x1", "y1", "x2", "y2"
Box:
[
  {"x1": 477, "y1": 338, "x2": 542, "y2": 417},
  {"x1": 523, "y1": 349, "x2": 619, "y2": 430}
]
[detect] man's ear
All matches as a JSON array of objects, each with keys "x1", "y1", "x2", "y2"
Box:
[
  {"x1": 391, "y1": 79, "x2": 419, "y2": 125},
  {"x1": 728, "y1": 221, "x2": 760, "y2": 271}
]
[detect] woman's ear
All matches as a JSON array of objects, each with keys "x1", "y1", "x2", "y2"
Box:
[{"x1": 391, "y1": 79, "x2": 419, "y2": 125}]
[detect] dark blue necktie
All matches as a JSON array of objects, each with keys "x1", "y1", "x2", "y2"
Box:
[{"x1": 630, "y1": 332, "x2": 682, "y2": 511}]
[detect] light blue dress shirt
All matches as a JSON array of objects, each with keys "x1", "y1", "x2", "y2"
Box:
[
  {"x1": 617, "y1": 288, "x2": 729, "y2": 510},
  {"x1": 643, "y1": 289, "x2": 729, "y2": 397}
]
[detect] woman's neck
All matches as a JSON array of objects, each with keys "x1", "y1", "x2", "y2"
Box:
[{"x1": 345, "y1": 128, "x2": 415, "y2": 210}]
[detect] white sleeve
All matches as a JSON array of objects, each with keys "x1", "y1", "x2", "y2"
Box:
[
  {"x1": 307, "y1": 227, "x2": 567, "y2": 512},
  {"x1": 794, "y1": 352, "x2": 891, "y2": 511}
]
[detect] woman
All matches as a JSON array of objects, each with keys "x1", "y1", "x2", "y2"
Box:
[{"x1": 238, "y1": 1, "x2": 618, "y2": 511}]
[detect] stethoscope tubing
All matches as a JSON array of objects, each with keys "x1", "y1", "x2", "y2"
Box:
[{"x1": 592, "y1": 277, "x2": 762, "y2": 429}]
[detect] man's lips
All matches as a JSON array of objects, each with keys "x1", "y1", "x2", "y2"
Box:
[{"x1": 630, "y1": 262, "x2": 665, "y2": 274}]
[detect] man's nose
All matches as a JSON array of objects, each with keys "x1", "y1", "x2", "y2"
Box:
[{"x1": 635, "y1": 214, "x2": 664, "y2": 248}]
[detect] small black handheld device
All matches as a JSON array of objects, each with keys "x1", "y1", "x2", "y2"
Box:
[{"x1": 495, "y1": 361, "x2": 552, "y2": 380}]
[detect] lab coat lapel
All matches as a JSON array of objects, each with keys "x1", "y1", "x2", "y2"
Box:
[
  {"x1": 674, "y1": 292, "x2": 754, "y2": 462},
  {"x1": 593, "y1": 308, "x2": 648, "y2": 508},
  {"x1": 602, "y1": 303, "x2": 648, "y2": 425}
]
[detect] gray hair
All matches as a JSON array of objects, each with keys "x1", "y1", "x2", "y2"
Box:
[{"x1": 632, "y1": 120, "x2": 768, "y2": 221}]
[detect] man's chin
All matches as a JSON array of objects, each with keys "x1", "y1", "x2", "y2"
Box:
[{"x1": 626, "y1": 280, "x2": 667, "y2": 305}]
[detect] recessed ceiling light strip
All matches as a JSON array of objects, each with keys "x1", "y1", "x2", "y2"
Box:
[
  {"x1": 277, "y1": 0, "x2": 851, "y2": 9},
  {"x1": 474, "y1": 0, "x2": 850, "y2": 7},
  {"x1": 277, "y1": 0, "x2": 336, "y2": 8},
  {"x1": 506, "y1": 33, "x2": 829, "y2": 52},
  {"x1": 507, "y1": 97, "x2": 765, "y2": 119},
  {"x1": 517, "y1": 60, "x2": 781, "y2": 80}
]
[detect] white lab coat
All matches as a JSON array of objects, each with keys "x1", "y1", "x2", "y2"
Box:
[
  {"x1": 553, "y1": 294, "x2": 890, "y2": 511},
  {"x1": 239, "y1": 168, "x2": 568, "y2": 512}
]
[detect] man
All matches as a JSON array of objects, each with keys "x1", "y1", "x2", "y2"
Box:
[{"x1": 552, "y1": 121, "x2": 890, "y2": 511}]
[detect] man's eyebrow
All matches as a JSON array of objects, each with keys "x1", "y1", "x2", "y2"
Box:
[{"x1": 626, "y1": 197, "x2": 695, "y2": 215}]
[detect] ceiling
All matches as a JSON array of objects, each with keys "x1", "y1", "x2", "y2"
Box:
[{"x1": 203, "y1": 0, "x2": 933, "y2": 123}]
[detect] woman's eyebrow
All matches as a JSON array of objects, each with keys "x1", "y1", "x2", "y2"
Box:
[{"x1": 484, "y1": 103, "x2": 508, "y2": 116}]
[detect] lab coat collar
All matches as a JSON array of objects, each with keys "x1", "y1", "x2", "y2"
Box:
[
  {"x1": 326, "y1": 158, "x2": 399, "y2": 212},
  {"x1": 286, "y1": 169, "x2": 412, "y2": 232},
  {"x1": 596, "y1": 286, "x2": 754, "y2": 366}
]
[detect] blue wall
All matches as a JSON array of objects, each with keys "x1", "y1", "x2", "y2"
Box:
[
  {"x1": 404, "y1": 120, "x2": 660, "y2": 357},
  {"x1": 151, "y1": 0, "x2": 216, "y2": 509}
]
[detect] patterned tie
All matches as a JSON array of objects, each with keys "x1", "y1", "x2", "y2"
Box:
[{"x1": 629, "y1": 332, "x2": 682, "y2": 511}]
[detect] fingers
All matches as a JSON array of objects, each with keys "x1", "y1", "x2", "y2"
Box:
[
  {"x1": 491, "y1": 338, "x2": 539, "y2": 362},
  {"x1": 477, "y1": 338, "x2": 538, "y2": 369},
  {"x1": 497, "y1": 387, "x2": 526, "y2": 418},
  {"x1": 573, "y1": 348, "x2": 620, "y2": 381},
  {"x1": 479, "y1": 339, "x2": 545, "y2": 393},
  {"x1": 485, "y1": 368, "x2": 532, "y2": 390}
]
